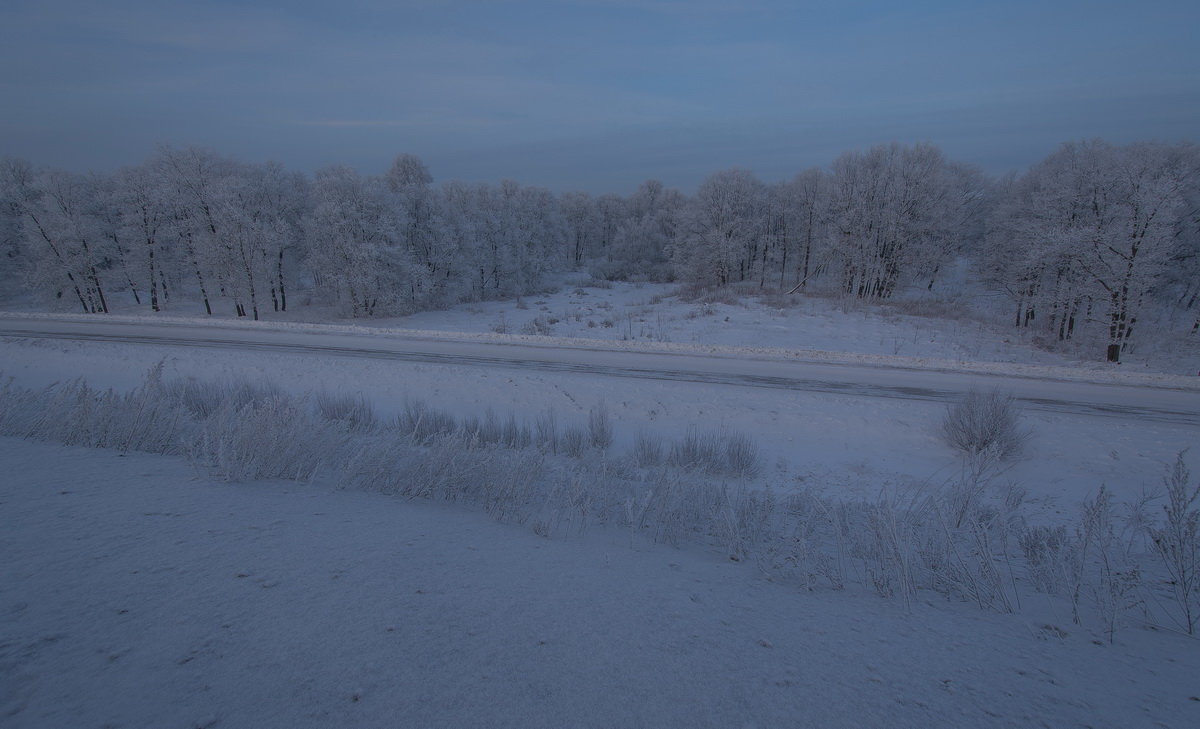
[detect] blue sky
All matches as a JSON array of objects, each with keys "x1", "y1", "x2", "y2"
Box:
[{"x1": 2, "y1": 0, "x2": 1196, "y2": 192}]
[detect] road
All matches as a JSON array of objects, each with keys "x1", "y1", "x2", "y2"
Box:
[{"x1": 2, "y1": 315, "x2": 1198, "y2": 426}]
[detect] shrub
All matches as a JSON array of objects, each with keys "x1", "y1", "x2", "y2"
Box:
[
  {"x1": 501, "y1": 414, "x2": 533, "y2": 449},
  {"x1": 168, "y1": 377, "x2": 284, "y2": 419},
  {"x1": 11, "y1": 365, "x2": 1200, "y2": 640},
  {"x1": 632, "y1": 432, "x2": 663, "y2": 468},
  {"x1": 1149, "y1": 453, "x2": 1200, "y2": 634},
  {"x1": 587, "y1": 404, "x2": 613, "y2": 450},
  {"x1": 941, "y1": 389, "x2": 1027, "y2": 460},
  {"x1": 396, "y1": 399, "x2": 458, "y2": 443},
  {"x1": 520, "y1": 315, "x2": 554, "y2": 336},
  {"x1": 535, "y1": 410, "x2": 559, "y2": 453},
  {"x1": 8, "y1": 366, "x2": 188, "y2": 455},
  {"x1": 722, "y1": 431, "x2": 761, "y2": 478},
  {"x1": 188, "y1": 395, "x2": 344, "y2": 482},
  {"x1": 667, "y1": 429, "x2": 722, "y2": 472},
  {"x1": 315, "y1": 391, "x2": 377, "y2": 433},
  {"x1": 461, "y1": 409, "x2": 505, "y2": 445},
  {"x1": 561, "y1": 426, "x2": 587, "y2": 458},
  {"x1": 667, "y1": 428, "x2": 760, "y2": 477}
]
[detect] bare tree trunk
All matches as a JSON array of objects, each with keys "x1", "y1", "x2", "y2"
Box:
[
  {"x1": 148, "y1": 245, "x2": 159, "y2": 312},
  {"x1": 800, "y1": 210, "x2": 814, "y2": 290},
  {"x1": 195, "y1": 269, "x2": 213, "y2": 314},
  {"x1": 79, "y1": 238, "x2": 109, "y2": 313},
  {"x1": 158, "y1": 267, "x2": 171, "y2": 304},
  {"x1": 113, "y1": 237, "x2": 141, "y2": 306},
  {"x1": 26, "y1": 211, "x2": 90, "y2": 312},
  {"x1": 778, "y1": 241, "x2": 788, "y2": 290},
  {"x1": 276, "y1": 247, "x2": 287, "y2": 311},
  {"x1": 1107, "y1": 292, "x2": 1124, "y2": 363}
]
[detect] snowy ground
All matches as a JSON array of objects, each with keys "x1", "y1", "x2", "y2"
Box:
[
  {"x1": 1, "y1": 319, "x2": 1197, "y2": 513},
  {"x1": 4, "y1": 437, "x2": 1199, "y2": 729},
  {"x1": 3, "y1": 280, "x2": 1199, "y2": 728},
  {"x1": 9, "y1": 274, "x2": 1199, "y2": 376},
  {"x1": 391, "y1": 277, "x2": 1200, "y2": 375}
]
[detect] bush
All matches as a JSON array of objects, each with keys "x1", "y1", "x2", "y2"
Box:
[
  {"x1": 667, "y1": 429, "x2": 722, "y2": 471},
  {"x1": 12, "y1": 366, "x2": 1200, "y2": 639},
  {"x1": 315, "y1": 391, "x2": 377, "y2": 433},
  {"x1": 396, "y1": 399, "x2": 458, "y2": 443},
  {"x1": 722, "y1": 431, "x2": 761, "y2": 478},
  {"x1": 561, "y1": 426, "x2": 587, "y2": 458},
  {"x1": 632, "y1": 432, "x2": 663, "y2": 468},
  {"x1": 8, "y1": 366, "x2": 187, "y2": 455},
  {"x1": 520, "y1": 315, "x2": 554, "y2": 336},
  {"x1": 535, "y1": 410, "x2": 560, "y2": 453},
  {"x1": 188, "y1": 395, "x2": 345, "y2": 482},
  {"x1": 588, "y1": 404, "x2": 613, "y2": 450},
  {"x1": 1150, "y1": 453, "x2": 1200, "y2": 634},
  {"x1": 168, "y1": 377, "x2": 284, "y2": 419},
  {"x1": 941, "y1": 389, "x2": 1027, "y2": 460},
  {"x1": 667, "y1": 428, "x2": 760, "y2": 477}
]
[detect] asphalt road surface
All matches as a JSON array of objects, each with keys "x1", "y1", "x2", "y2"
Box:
[{"x1": 2, "y1": 316, "x2": 1198, "y2": 426}]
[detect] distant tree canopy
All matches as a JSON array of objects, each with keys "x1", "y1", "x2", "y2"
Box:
[
  {"x1": 983, "y1": 140, "x2": 1200, "y2": 361},
  {"x1": 2, "y1": 140, "x2": 1197, "y2": 362}
]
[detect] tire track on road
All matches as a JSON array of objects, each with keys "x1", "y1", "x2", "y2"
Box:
[{"x1": 4, "y1": 328, "x2": 1198, "y2": 426}]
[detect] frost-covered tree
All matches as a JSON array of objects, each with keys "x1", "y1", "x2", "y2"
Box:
[
  {"x1": 304, "y1": 165, "x2": 407, "y2": 316},
  {"x1": 213, "y1": 162, "x2": 306, "y2": 320},
  {"x1": 152, "y1": 146, "x2": 240, "y2": 316},
  {"x1": 673, "y1": 168, "x2": 765, "y2": 287},
  {"x1": 444, "y1": 180, "x2": 566, "y2": 300},
  {"x1": 245, "y1": 161, "x2": 306, "y2": 314},
  {"x1": 146, "y1": 149, "x2": 304, "y2": 320},
  {"x1": 109, "y1": 162, "x2": 177, "y2": 311},
  {"x1": 602, "y1": 180, "x2": 682, "y2": 282},
  {"x1": 466, "y1": 182, "x2": 520, "y2": 298},
  {"x1": 514, "y1": 183, "x2": 569, "y2": 286},
  {"x1": 986, "y1": 140, "x2": 1200, "y2": 361},
  {"x1": 593, "y1": 193, "x2": 628, "y2": 264},
  {"x1": 983, "y1": 169, "x2": 1086, "y2": 337},
  {"x1": 386, "y1": 153, "x2": 446, "y2": 308},
  {"x1": 430, "y1": 179, "x2": 478, "y2": 302},
  {"x1": 6, "y1": 164, "x2": 112, "y2": 313},
  {"x1": 87, "y1": 175, "x2": 142, "y2": 308},
  {"x1": 0, "y1": 158, "x2": 32, "y2": 300},
  {"x1": 1162, "y1": 177, "x2": 1200, "y2": 332},
  {"x1": 828, "y1": 143, "x2": 975, "y2": 300},
  {"x1": 777, "y1": 167, "x2": 832, "y2": 291},
  {"x1": 385, "y1": 152, "x2": 432, "y2": 190},
  {"x1": 927, "y1": 162, "x2": 991, "y2": 289},
  {"x1": 560, "y1": 191, "x2": 601, "y2": 268}
]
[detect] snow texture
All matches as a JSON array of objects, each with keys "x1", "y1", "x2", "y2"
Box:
[
  {"x1": 4, "y1": 437, "x2": 1199, "y2": 729},
  {"x1": 3, "y1": 277, "x2": 1199, "y2": 728}
]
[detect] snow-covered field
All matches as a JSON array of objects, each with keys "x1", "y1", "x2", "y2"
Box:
[
  {"x1": 392, "y1": 276, "x2": 1200, "y2": 374},
  {"x1": 4, "y1": 438, "x2": 1199, "y2": 729},
  {"x1": 2, "y1": 280, "x2": 1200, "y2": 728},
  {"x1": 2, "y1": 308, "x2": 1196, "y2": 511},
  {"x1": 400, "y1": 281, "x2": 1073, "y2": 361}
]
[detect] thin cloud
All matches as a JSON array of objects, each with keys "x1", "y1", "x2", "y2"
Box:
[
  {"x1": 292, "y1": 120, "x2": 416, "y2": 129},
  {"x1": 7, "y1": 0, "x2": 299, "y2": 53}
]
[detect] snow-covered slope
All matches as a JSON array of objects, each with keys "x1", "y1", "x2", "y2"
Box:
[{"x1": 4, "y1": 438, "x2": 1197, "y2": 729}]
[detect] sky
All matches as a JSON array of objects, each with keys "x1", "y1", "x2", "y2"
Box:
[{"x1": 1, "y1": 0, "x2": 1197, "y2": 193}]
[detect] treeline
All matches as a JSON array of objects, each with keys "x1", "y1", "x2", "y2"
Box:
[{"x1": 1, "y1": 140, "x2": 1197, "y2": 362}]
